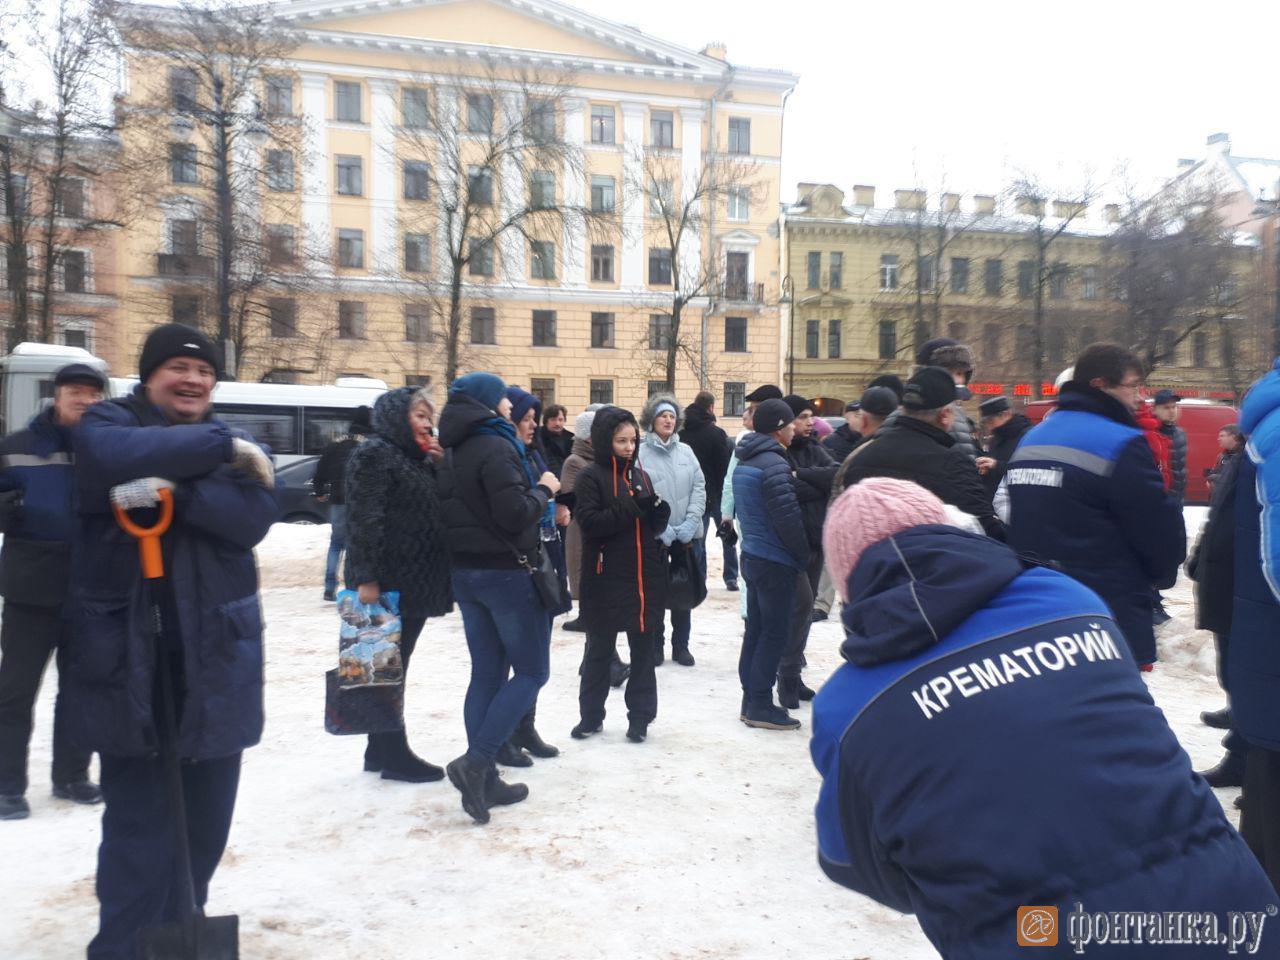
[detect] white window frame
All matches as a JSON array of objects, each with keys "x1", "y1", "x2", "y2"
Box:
[
  {"x1": 57, "y1": 316, "x2": 94, "y2": 352},
  {"x1": 727, "y1": 187, "x2": 749, "y2": 222},
  {"x1": 57, "y1": 247, "x2": 94, "y2": 293}
]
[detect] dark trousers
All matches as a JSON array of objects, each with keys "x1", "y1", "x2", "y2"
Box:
[
  {"x1": 1240, "y1": 745, "x2": 1280, "y2": 894},
  {"x1": 366, "y1": 613, "x2": 427, "y2": 766},
  {"x1": 1214, "y1": 632, "x2": 1250, "y2": 761},
  {"x1": 778, "y1": 556, "x2": 816, "y2": 680},
  {"x1": 654, "y1": 607, "x2": 692, "y2": 653},
  {"x1": 739, "y1": 554, "x2": 800, "y2": 709},
  {"x1": 579, "y1": 628, "x2": 657, "y2": 727},
  {"x1": 324, "y1": 504, "x2": 347, "y2": 595},
  {"x1": 0, "y1": 601, "x2": 90, "y2": 795},
  {"x1": 453, "y1": 568, "x2": 551, "y2": 763},
  {"x1": 700, "y1": 507, "x2": 739, "y2": 584},
  {"x1": 88, "y1": 751, "x2": 242, "y2": 960}
]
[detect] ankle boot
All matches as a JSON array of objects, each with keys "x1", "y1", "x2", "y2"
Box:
[
  {"x1": 485, "y1": 767, "x2": 529, "y2": 808},
  {"x1": 446, "y1": 754, "x2": 491, "y2": 824},
  {"x1": 377, "y1": 731, "x2": 444, "y2": 783},
  {"x1": 496, "y1": 741, "x2": 533, "y2": 768},
  {"x1": 510, "y1": 715, "x2": 560, "y2": 758},
  {"x1": 797, "y1": 679, "x2": 816, "y2": 702},
  {"x1": 777, "y1": 676, "x2": 800, "y2": 710}
]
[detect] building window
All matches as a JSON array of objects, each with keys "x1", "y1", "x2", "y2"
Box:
[
  {"x1": 468, "y1": 166, "x2": 493, "y2": 205},
  {"x1": 723, "y1": 381, "x2": 745, "y2": 418},
  {"x1": 805, "y1": 320, "x2": 819, "y2": 358},
  {"x1": 470, "y1": 306, "x2": 495, "y2": 344},
  {"x1": 403, "y1": 160, "x2": 430, "y2": 200},
  {"x1": 169, "y1": 67, "x2": 198, "y2": 112},
  {"x1": 266, "y1": 224, "x2": 295, "y2": 264},
  {"x1": 878, "y1": 319, "x2": 897, "y2": 360},
  {"x1": 405, "y1": 374, "x2": 431, "y2": 388},
  {"x1": 948, "y1": 321, "x2": 968, "y2": 342},
  {"x1": 169, "y1": 143, "x2": 197, "y2": 184},
  {"x1": 1082, "y1": 265, "x2": 1098, "y2": 300},
  {"x1": 649, "y1": 248, "x2": 672, "y2": 285},
  {"x1": 336, "y1": 155, "x2": 363, "y2": 196},
  {"x1": 337, "y1": 228, "x2": 364, "y2": 268},
  {"x1": 334, "y1": 81, "x2": 362, "y2": 122},
  {"x1": 1017, "y1": 260, "x2": 1035, "y2": 298},
  {"x1": 648, "y1": 380, "x2": 668, "y2": 397},
  {"x1": 266, "y1": 150, "x2": 294, "y2": 191},
  {"x1": 650, "y1": 110, "x2": 674, "y2": 148},
  {"x1": 338, "y1": 300, "x2": 365, "y2": 339},
  {"x1": 591, "y1": 244, "x2": 614, "y2": 282},
  {"x1": 725, "y1": 316, "x2": 748, "y2": 353},
  {"x1": 725, "y1": 251, "x2": 749, "y2": 299},
  {"x1": 829, "y1": 252, "x2": 843, "y2": 290},
  {"x1": 402, "y1": 87, "x2": 430, "y2": 128},
  {"x1": 590, "y1": 311, "x2": 615, "y2": 348},
  {"x1": 828, "y1": 318, "x2": 842, "y2": 358},
  {"x1": 590, "y1": 105, "x2": 615, "y2": 143},
  {"x1": 727, "y1": 117, "x2": 750, "y2": 154},
  {"x1": 404, "y1": 233, "x2": 430, "y2": 272},
  {"x1": 1221, "y1": 326, "x2": 1235, "y2": 366},
  {"x1": 63, "y1": 328, "x2": 88, "y2": 349},
  {"x1": 984, "y1": 258, "x2": 1003, "y2": 296},
  {"x1": 61, "y1": 251, "x2": 86, "y2": 293},
  {"x1": 527, "y1": 98, "x2": 555, "y2": 143},
  {"x1": 880, "y1": 254, "x2": 899, "y2": 291},
  {"x1": 983, "y1": 323, "x2": 1001, "y2": 361},
  {"x1": 269, "y1": 297, "x2": 297, "y2": 338},
  {"x1": 1015, "y1": 324, "x2": 1034, "y2": 358},
  {"x1": 405, "y1": 304, "x2": 431, "y2": 342},
  {"x1": 590, "y1": 379, "x2": 614, "y2": 405},
  {"x1": 265, "y1": 75, "x2": 293, "y2": 117},
  {"x1": 1047, "y1": 326, "x2": 1067, "y2": 365},
  {"x1": 170, "y1": 219, "x2": 198, "y2": 258},
  {"x1": 529, "y1": 170, "x2": 555, "y2": 209},
  {"x1": 532, "y1": 309, "x2": 556, "y2": 346},
  {"x1": 590, "y1": 175, "x2": 615, "y2": 213},
  {"x1": 468, "y1": 238, "x2": 494, "y2": 276},
  {"x1": 806, "y1": 251, "x2": 821, "y2": 289},
  {"x1": 530, "y1": 378, "x2": 555, "y2": 406},
  {"x1": 649, "y1": 313, "x2": 674, "y2": 350},
  {"x1": 466, "y1": 94, "x2": 493, "y2": 133},
  {"x1": 649, "y1": 178, "x2": 673, "y2": 217},
  {"x1": 1159, "y1": 328, "x2": 1178, "y2": 364},
  {"x1": 917, "y1": 255, "x2": 936, "y2": 292},
  {"x1": 727, "y1": 187, "x2": 749, "y2": 221},
  {"x1": 951, "y1": 257, "x2": 970, "y2": 294},
  {"x1": 530, "y1": 240, "x2": 556, "y2": 280},
  {"x1": 171, "y1": 294, "x2": 201, "y2": 325},
  {"x1": 56, "y1": 179, "x2": 85, "y2": 219},
  {"x1": 1049, "y1": 263, "x2": 1068, "y2": 299}
]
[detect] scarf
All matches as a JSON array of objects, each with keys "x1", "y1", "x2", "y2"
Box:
[{"x1": 474, "y1": 417, "x2": 556, "y2": 537}]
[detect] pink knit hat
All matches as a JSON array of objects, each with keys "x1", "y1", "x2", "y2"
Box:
[{"x1": 823, "y1": 478, "x2": 949, "y2": 601}]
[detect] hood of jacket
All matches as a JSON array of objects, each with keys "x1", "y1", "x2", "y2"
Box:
[
  {"x1": 590, "y1": 405, "x2": 639, "y2": 468},
  {"x1": 840, "y1": 525, "x2": 1025, "y2": 667},
  {"x1": 1056, "y1": 380, "x2": 1137, "y2": 428},
  {"x1": 1241, "y1": 356, "x2": 1280, "y2": 435},
  {"x1": 642, "y1": 428, "x2": 682, "y2": 455},
  {"x1": 736, "y1": 428, "x2": 786, "y2": 464},
  {"x1": 571, "y1": 434, "x2": 594, "y2": 461},
  {"x1": 372, "y1": 387, "x2": 426, "y2": 460},
  {"x1": 438, "y1": 391, "x2": 501, "y2": 448},
  {"x1": 682, "y1": 403, "x2": 716, "y2": 432},
  {"x1": 640, "y1": 392, "x2": 684, "y2": 432}
]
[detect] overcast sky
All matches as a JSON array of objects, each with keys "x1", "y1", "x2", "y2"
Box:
[{"x1": 584, "y1": 0, "x2": 1280, "y2": 208}]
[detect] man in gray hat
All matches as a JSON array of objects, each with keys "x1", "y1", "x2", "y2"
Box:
[{"x1": 976, "y1": 396, "x2": 1031, "y2": 500}]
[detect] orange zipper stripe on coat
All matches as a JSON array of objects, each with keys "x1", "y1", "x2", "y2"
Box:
[{"x1": 612, "y1": 456, "x2": 647, "y2": 633}]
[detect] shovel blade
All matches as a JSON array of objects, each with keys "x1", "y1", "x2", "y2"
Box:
[{"x1": 139, "y1": 914, "x2": 239, "y2": 960}]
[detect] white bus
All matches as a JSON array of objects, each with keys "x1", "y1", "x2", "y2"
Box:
[{"x1": 0, "y1": 343, "x2": 387, "y2": 464}]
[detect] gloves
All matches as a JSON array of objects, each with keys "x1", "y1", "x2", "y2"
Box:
[
  {"x1": 0, "y1": 489, "x2": 23, "y2": 533},
  {"x1": 110, "y1": 477, "x2": 176, "y2": 511},
  {"x1": 716, "y1": 519, "x2": 739, "y2": 547},
  {"x1": 619, "y1": 495, "x2": 642, "y2": 518},
  {"x1": 230, "y1": 438, "x2": 275, "y2": 489}
]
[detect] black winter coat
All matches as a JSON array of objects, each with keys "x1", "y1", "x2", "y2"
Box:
[
  {"x1": 823, "y1": 423, "x2": 862, "y2": 464},
  {"x1": 344, "y1": 388, "x2": 453, "y2": 620},
  {"x1": 436, "y1": 393, "x2": 552, "y2": 569},
  {"x1": 538, "y1": 425, "x2": 575, "y2": 478},
  {"x1": 313, "y1": 435, "x2": 361, "y2": 504},
  {"x1": 679, "y1": 404, "x2": 731, "y2": 506},
  {"x1": 980, "y1": 413, "x2": 1031, "y2": 499},
  {"x1": 575, "y1": 407, "x2": 671, "y2": 635},
  {"x1": 1160, "y1": 421, "x2": 1188, "y2": 502},
  {"x1": 790, "y1": 434, "x2": 837, "y2": 552},
  {"x1": 1189, "y1": 450, "x2": 1240, "y2": 635},
  {"x1": 837, "y1": 416, "x2": 1005, "y2": 540}
]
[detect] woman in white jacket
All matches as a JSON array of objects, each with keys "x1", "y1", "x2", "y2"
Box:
[{"x1": 638, "y1": 394, "x2": 706, "y2": 666}]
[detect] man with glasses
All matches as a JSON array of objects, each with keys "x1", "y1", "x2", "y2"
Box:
[{"x1": 1006, "y1": 343, "x2": 1185, "y2": 668}]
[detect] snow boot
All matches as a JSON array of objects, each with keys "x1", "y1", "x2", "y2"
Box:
[
  {"x1": 744, "y1": 703, "x2": 801, "y2": 731},
  {"x1": 562, "y1": 618, "x2": 586, "y2": 633},
  {"x1": 52, "y1": 780, "x2": 103, "y2": 805},
  {"x1": 0, "y1": 794, "x2": 29, "y2": 820},
  {"x1": 485, "y1": 767, "x2": 529, "y2": 809},
  {"x1": 797, "y1": 679, "x2": 816, "y2": 702},
  {"x1": 1201, "y1": 708, "x2": 1232, "y2": 730},
  {"x1": 810, "y1": 609, "x2": 828, "y2": 623},
  {"x1": 323, "y1": 589, "x2": 336, "y2": 602},
  {"x1": 777, "y1": 676, "x2": 801, "y2": 710},
  {"x1": 446, "y1": 754, "x2": 491, "y2": 824},
  {"x1": 510, "y1": 714, "x2": 559, "y2": 758},
  {"x1": 377, "y1": 732, "x2": 445, "y2": 783},
  {"x1": 609, "y1": 653, "x2": 631, "y2": 688},
  {"x1": 496, "y1": 741, "x2": 533, "y2": 768},
  {"x1": 672, "y1": 646, "x2": 695, "y2": 667},
  {"x1": 626, "y1": 720, "x2": 648, "y2": 743},
  {"x1": 1198, "y1": 753, "x2": 1246, "y2": 788},
  {"x1": 725, "y1": 580, "x2": 739, "y2": 592},
  {"x1": 571, "y1": 720, "x2": 602, "y2": 740}
]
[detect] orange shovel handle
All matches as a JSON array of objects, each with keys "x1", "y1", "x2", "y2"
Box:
[{"x1": 112, "y1": 487, "x2": 175, "y2": 580}]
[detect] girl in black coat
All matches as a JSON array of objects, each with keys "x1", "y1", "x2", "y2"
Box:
[
  {"x1": 572, "y1": 407, "x2": 671, "y2": 743},
  {"x1": 344, "y1": 387, "x2": 453, "y2": 782}
]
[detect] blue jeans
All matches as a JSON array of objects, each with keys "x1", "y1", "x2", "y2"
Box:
[
  {"x1": 452, "y1": 568, "x2": 551, "y2": 763},
  {"x1": 739, "y1": 554, "x2": 800, "y2": 709},
  {"x1": 324, "y1": 504, "x2": 347, "y2": 594},
  {"x1": 700, "y1": 507, "x2": 739, "y2": 584}
]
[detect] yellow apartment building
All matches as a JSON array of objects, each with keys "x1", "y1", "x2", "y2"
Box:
[{"x1": 112, "y1": 0, "x2": 797, "y2": 417}]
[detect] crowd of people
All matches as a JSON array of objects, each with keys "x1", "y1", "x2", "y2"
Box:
[{"x1": 2, "y1": 323, "x2": 1279, "y2": 956}]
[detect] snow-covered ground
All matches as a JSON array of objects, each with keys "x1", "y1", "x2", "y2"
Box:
[{"x1": 1, "y1": 508, "x2": 1240, "y2": 960}]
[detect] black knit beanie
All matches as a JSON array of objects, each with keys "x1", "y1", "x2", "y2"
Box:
[{"x1": 139, "y1": 324, "x2": 220, "y2": 383}]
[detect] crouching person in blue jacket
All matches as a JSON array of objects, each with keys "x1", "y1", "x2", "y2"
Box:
[
  {"x1": 68, "y1": 325, "x2": 281, "y2": 960},
  {"x1": 812, "y1": 477, "x2": 1275, "y2": 959}
]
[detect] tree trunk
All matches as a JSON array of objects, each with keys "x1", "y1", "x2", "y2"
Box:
[
  {"x1": 2, "y1": 144, "x2": 31, "y2": 346},
  {"x1": 214, "y1": 81, "x2": 236, "y2": 378},
  {"x1": 1032, "y1": 227, "x2": 1046, "y2": 399},
  {"x1": 665, "y1": 299, "x2": 681, "y2": 391},
  {"x1": 445, "y1": 267, "x2": 464, "y2": 384}
]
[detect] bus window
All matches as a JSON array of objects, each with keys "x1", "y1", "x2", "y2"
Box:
[
  {"x1": 303, "y1": 408, "x2": 359, "y2": 454},
  {"x1": 216, "y1": 404, "x2": 299, "y2": 455}
]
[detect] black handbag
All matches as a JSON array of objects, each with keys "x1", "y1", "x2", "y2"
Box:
[{"x1": 667, "y1": 541, "x2": 708, "y2": 611}]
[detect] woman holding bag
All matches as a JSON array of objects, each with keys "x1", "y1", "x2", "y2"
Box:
[{"x1": 344, "y1": 387, "x2": 453, "y2": 782}]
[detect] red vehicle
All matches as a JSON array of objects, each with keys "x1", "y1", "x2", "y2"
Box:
[{"x1": 1020, "y1": 398, "x2": 1237, "y2": 506}]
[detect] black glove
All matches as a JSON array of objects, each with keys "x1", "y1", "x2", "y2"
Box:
[
  {"x1": 619, "y1": 495, "x2": 642, "y2": 518},
  {"x1": 717, "y1": 519, "x2": 739, "y2": 547},
  {"x1": 0, "y1": 489, "x2": 23, "y2": 534}
]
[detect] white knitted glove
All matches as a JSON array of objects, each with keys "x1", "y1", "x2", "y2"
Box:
[
  {"x1": 230, "y1": 438, "x2": 275, "y2": 489},
  {"x1": 110, "y1": 478, "x2": 176, "y2": 511}
]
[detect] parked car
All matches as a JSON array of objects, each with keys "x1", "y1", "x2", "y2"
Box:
[{"x1": 277, "y1": 456, "x2": 332, "y2": 524}]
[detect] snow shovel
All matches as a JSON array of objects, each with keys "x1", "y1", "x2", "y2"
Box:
[{"x1": 113, "y1": 483, "x2": 240, "y2": 960}]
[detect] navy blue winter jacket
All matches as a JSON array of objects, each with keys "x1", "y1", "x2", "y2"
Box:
[
  {"x1": 812, "y1": 526, "x2": 1274, "y2": 959},
  {"x1": 66, "y1": 387, "x2": 282, "y2": 760},
  {"x1": 731, "y1": 431, "x2": 807, "y2": 571},
  {"x1": 1006, "y1": 382, "x2": 1185, "y2": 664}
]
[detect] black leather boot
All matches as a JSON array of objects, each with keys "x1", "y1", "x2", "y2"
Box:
[
  {"x1": 496, "y1": 741, "x2": 533, "y2": 768},
  {"x1": 485, "y1": 767, "x2": 529, "y2": 809},
  {"x1": 777, "y1": 676, "x2": 801, "y2": 710},
  {"x1": 510, "y1": 713, "x2": 560, "y2": 758},
  {"x1": 446, "y1": 754, "x2": 491, "y2": 824}
]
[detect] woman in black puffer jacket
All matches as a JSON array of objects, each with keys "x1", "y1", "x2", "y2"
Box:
[{"x1": 344, "y1": 387, "x2": 453, "y2": 783}]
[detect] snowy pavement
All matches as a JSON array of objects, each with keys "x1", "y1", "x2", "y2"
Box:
[{"x1": 1, "y1": 509, "x2": 1242, "y2": 960}]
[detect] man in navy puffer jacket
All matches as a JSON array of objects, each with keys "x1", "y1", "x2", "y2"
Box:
[
  {"x1": 812, "y1": 478, "x2": 1275, "y2": 959},
  {"x1": 731, "y1": 398, "x2": 810, "y2": 730}
]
